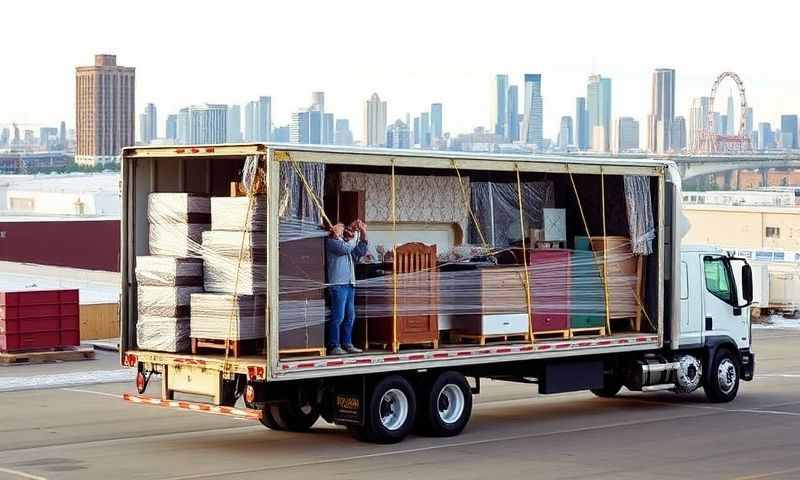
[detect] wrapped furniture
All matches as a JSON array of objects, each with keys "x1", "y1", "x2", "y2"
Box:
[
  {"x1": 530, "y1": 249, "x2": 571, "y2": 336},
  {"x1": 189, "y1": 293, "x2": 266, "y2": 356},
  {"x1": 278, "y1": 234, "x2": 326, "y2": 355},
  {"x1": 148, "y1": 193, "x2": 210, "y2": 257},
  {"x1": 201, "y1": 231, "x2": 267, "y2": 295}
]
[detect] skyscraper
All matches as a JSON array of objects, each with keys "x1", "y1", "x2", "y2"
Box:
[
  {"x1": 59, "y1": 121, "x2": 66, "y2": 148},
  {"x1": 420, "y1": 112, "x2": 431, "y2": 148},
  {"x1": 386, "y1": 119, "x2": 411, "y2": 149},
  {"x1": 290, "y1": 110, "x2": 310, "y2": 144},
  {"x1": 75, "y1": 54, "x2": 135, "y2": 165},
  {"x1": 257, "y1": 96, "x2": 271, "y2": 141},
  {"x1": 139, "y1": 103, "x2": 157, "y2": 144},
  {"x1": 364, "y1": 93, "x2": 387, "y2": 147},
  {"x1": 177, "y1": 104, "x2": 228, "y2": 144},
  {"x1": 522, "y1": 74, "x2": 543, "y2": 147},
  {"x1": 647, "y1": 68, "x2": 675, "y2": 153},
  {"x1": 744, "y1": 107, "x2": 754, "y2": 145},
  {"x1": 165, "y1": 114, "x2": 178, "y2": 141},
  {"x1": 323, "y1": 113, "x2": 334, "y2": 145},
  {"x1": 671, "y1": 116, "x2": 687, "y2": 151},
  {"x1": 616, "y1": 117, "x2": 639, "y2": 152},
  {"x1": 558, "y1": 116, "x2": 573, "y2": 149},
  {"x1": 780, "y1": 114, "x2": 798, "y2": 149},
  {"x1": 335, "y1": 119, "x2": 353, "y2": 146},
  {"x1": 587, "y1": 74, "x2": 612, "y2": 152},
  {"x1": 492, "y1": 74, "x2": 509, "y2": 137},
  {"x1": 244, "y1": 101, "x2": 257, "y2": 141},
  {"x1": 505, "y1": 85, "x2": 519, "y2": 142},
  {"x1": 575, "y1": 97, "x2": 589, "y2": 150},
  {"x1": 430, "y1": 103, "x2": 443, "y2": 140},
  {"x1": 689, "y1": 97, "x2": 711, "y2": 151},
  {"x1": 726, "y1": 93, "x2": 735, "y2": 135},
  {"x1": 718, "y1": 114, "x2": 727, "y2": 135},
  {"x1": 310, "y1": 92, "x2": 324, "y2": 142},
  {"x1": 0, "y1": 128, "x2": 9, "y2": 147},
  {"x1": 757, "y1": 122, "x2": 773, "y2": 150},
  {"x1": 413, "y1": 117, "x2": 420, "y2": 145},
  {"x1": 308, "y1": 110, "x2": 322, "y2": 144},
  {"x1": 227, "y1": 105, "x2": 242, "y2": 142}
]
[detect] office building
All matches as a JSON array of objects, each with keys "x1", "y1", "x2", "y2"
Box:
[
  {"x1": 59, "y1": 121, "x2": 66, "y2": 147},
  {"x1": 290, "y1": 110, "x2": 310, "y2": 144},
  {"x1": 726, "y1": 94, "x2": 735, "y2": 135},
  {"x1": 413, "y1": 117, "x2": 420, "y2": 145},
  {"x1": 521, "y1": 74, "x2": 543, "y2": 147},
  {"x1": 165, "y1": 114, "x2": 178, "y2": 141},
  {"x1": 744, "y1": 107, "x2": 754, "y2": 145},
  {"x1": 386, "y1": 119, "x2": 411, "y2": 149},
  {"x1": 718, "y1": 114, "x2": 727, "y2": 135},
  {"x1": 575, "y1": 97, "x2": 589, "y2": 150},
  {"x1": 335, "y1": 119, "x2": 353, "y2": 146},
  {"x1": 758, "y1": 122, "x2": 773, "y2": 150},
  {"x1": 310, "y1": 91, "x2": 324, "y2": 141},
  {"x1": 557, "y1": 116, "x2": 573, "y2": 149},
  {"x1": 616, "y1": 117, "x2": 639, "y2": 152},
  {"x1": 227, "y1": 105, "x2": 242, "y2": 142},
  {"x1": 420, "y1": 112, "x2": 431, "y2": 148},
  {"x1": 506, "y1": 85, "x2": 519, "y2": 142},
  {"x1": 364, "y1": 93, "x2": 387, "y2": 147},
  {"x1": 647, "y1": 68, "x2": 675, "y2": 153},
  {"x1": 431, "y1": 103, "x2": 443, "y2": 140},
  {"x1": 75, "y1": 54, "x2": 135, "y2": 165},
  {"x1": 272, "y1": 126, "x2": 290, "y2": 143},
  {"x1": 587, "y1": 74, "x2": 612, "y2": 152},
  {"x1": 0, "y1": 128, "x2": 9, "y2": 147},
  {"x1": 780, "y1": 114, "x2": 798, "y2": 149},
  {"x1": 671, "y1": 116, "x2": 686, "y2": 151},
  {"x1": 492, "y1": 74, "x2": 509, "y2": 137},
  {"x1": 244, "y1": 97, "x2": 271, "y2": 141},
  {"x1": 323, "y1": 113, "x2": 334, "y2": 144},
  {"x1": 176, "y1": 104, "x2": 227, "y2": 144}
]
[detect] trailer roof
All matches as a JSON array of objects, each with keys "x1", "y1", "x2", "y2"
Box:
[{"x1": 122, "y1": 143, "x2": 671, "y2": 176}]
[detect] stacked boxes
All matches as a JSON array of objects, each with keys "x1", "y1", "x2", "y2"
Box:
[
  {"x1": 0, "y1": 289, "x2": 80, "y2": 352},
  {"x1": 148, "y1": 193, "x2": 210, "y2": 257}
]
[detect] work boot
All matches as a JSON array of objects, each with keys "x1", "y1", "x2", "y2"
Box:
[
  {"x1": 345, "y1": 344, "x2": 363, "y2": 354},
  {"x1": 328, "y1": 346, "x2": 346, "y2": 356}
]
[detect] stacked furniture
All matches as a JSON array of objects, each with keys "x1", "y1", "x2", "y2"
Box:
[
  {"x1": 529, "y1": 249, "x2": 571, "y2": 338},
  {"x1": 0, "y1": 289, "x2": 80, "y2": 352},
  {"x1": 135, "y1": 256, "x2": 203, "y2": 353},
  {"x1": 569, "y1": 244, "x2": 607, "y2": 332},
  {"x1": 148, "y1": 193, "x2": 210, "y2": 256}
]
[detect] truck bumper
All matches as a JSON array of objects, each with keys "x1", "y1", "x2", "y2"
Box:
[{"x1": 740, "y1": 350, "x2": 754, "y2": 381}]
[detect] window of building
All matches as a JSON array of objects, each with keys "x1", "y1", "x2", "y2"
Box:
[{"x1": 766, "y1": 226, "x2": 781, "y2": 238}]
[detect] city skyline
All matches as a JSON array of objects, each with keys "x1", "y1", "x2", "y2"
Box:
[{"x1": 3, "y1": 1, "x2": 799, "y2": 145}]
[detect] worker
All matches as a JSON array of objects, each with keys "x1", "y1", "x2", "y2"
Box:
[{"x1": 326, "y1": 219, "x2": 368, "y2": 355}]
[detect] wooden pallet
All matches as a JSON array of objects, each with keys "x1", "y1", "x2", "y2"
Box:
[
  {"x1": 450, "y1": 332, "x2": 529, "y2": 346},
  {"x1": 531, "y1": 329, "x2": 571, "y2": 340},
  {"x1": 369, "y1": 340, "x2": 439, "y2": 352},
  {"x1": 0, "y1": 345, "x2": 95, "y2": 365},
  {"x1": 570, "y1": 327, "x2": 607, "y2": 337},
  {"x1": 191, "y1": 338, "x2": 263, "y2": 357},
  {"x1": 279, "y1": 347, "x2": 326, "y2": 358}
]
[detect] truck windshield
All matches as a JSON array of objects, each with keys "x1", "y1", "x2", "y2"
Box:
[{"x1": 704, "y1": 257, "x2": 732, "y2": 303}]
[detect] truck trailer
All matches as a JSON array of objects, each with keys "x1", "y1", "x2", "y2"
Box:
[{"x1": 120, "y1": 144, "x2": 754, "y2": 443}]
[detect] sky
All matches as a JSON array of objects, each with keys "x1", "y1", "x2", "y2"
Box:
[{"x1": 2, "y1": 0, "x2": 799, "y2": 143}]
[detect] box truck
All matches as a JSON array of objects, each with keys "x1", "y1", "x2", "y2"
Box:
[{"x1": 120, "y1": 144, "x2": 754, "y2": 443}]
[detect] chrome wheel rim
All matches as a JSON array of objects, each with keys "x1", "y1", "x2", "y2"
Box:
[
  {"x1": 379, "y1": 388, "x2": 408, "y2": 431},
  {"x1": 437, "y1": 384, "x2": 465, "y2": 424},
  {"x1": 717, "y1": 359, "x2": 737, "y2": 394}
]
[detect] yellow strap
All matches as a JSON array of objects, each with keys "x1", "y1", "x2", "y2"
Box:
[
  {"x1": 390, "y1": 160, "x2": 398, "y2": 352},
  {"x1": 451, "y1": 159, "x2": 489, "y2": 249},
  {"x1": 514, "y1": 164, "x2": 535, "y2": 343}
]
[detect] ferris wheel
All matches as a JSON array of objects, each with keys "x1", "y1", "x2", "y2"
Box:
[{"x1": 700, "y1": 72, "x2": 752, "y2": 153}]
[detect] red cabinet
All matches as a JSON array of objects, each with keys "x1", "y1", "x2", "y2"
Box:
[
  {"x1": 0, "y1": 290, "x2": 80, "y2": 352},
  {"x1": 530, "y1": 249, "x2": 571, "y2": 333}
]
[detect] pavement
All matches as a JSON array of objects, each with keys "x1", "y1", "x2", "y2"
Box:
[{"x1": 0, "y1": 329, "x2": 798, "y2": 480}]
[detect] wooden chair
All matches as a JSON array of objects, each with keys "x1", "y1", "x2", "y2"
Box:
[{"x1": 368, "y1": 242, "x2": 439, "y2": 351}]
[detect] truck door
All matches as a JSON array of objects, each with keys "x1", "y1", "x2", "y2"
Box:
[
  {"x1": 680, "y1": 257, "x2": 702, "y2": 346},
  {"x1": 702, "y1": 255, "x2": 749, "y2": 349}
]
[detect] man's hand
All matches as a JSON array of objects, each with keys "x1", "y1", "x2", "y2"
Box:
[
  {"x1": 356, "y1": 219, "x2": 367, "y2": 234},
  {"x1": 331, "y1": 223, "x2": 345, "y2": 238}
]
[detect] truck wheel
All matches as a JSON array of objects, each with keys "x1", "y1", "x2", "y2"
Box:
[
  {"x1": 590, "y1": 375, "x2": 623, "y2": 398},
  {"x1": 350, "y1": 375, "x2": 416, "y2": 444},
  {"x1": 704, "y1": 349, "x2": 740, "y2": 403},
  {"x1": 269, "y1": 402, "x2": 320, "y2": 432},
  {"x1": 259, "y1": 406, "x2": 284, "y2": 430},
  {"x1": 417, "y1": 371, "x2": 472, "y2": 437}
]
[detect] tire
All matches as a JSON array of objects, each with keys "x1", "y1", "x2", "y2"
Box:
[
  {"x1": 350, "y1": 375, "x2": 416, "y2": 444},
  {"x1": 591, "y1": 374, "x2": 623, "y2": 398},
  {"x1": 704, "y1": 349, "x2": 740, "y2": 403},
  {"x1": 417, "y1": 371, "x2": 472, "y2": 437},
  {"x1": 268, "y1": 402, "x2": 320, "y2": 432},
  {"x1": 259, "y1": 405, "x2": 284, "y2": 430}
]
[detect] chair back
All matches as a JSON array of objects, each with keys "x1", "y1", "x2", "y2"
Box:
[{"x1": 394, "y1": 242, "x2": 437, "y2": 274}]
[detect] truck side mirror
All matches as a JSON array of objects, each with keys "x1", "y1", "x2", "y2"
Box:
[{"x1": 741, "y1": 264, "x2": 753, "y2": 304}]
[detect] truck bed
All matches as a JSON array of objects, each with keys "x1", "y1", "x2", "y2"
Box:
[{"x1": 128, "y1": 331, "x2": 659, "y2": 382}]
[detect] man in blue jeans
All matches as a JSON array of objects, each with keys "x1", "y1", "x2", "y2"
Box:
[{"x1": 326, "y1": 219, "x2": 368, "y2": 355}]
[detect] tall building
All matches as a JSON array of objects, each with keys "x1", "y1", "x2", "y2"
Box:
[
  {"x1": 59, "y1": 121, "x2": 66, "y2": 148},
  {"x1": 616, "y1": 117, "x2": 639, "y2": 152},
  {"x1": 364, "y1": 93, "x2": 387, "y2": 147},
  {"x1": 557, "y1": 116, "x2": 573, "y2": 149},
  {"x1": 726, "y1": 93, "x2": 735, "y2": 135},
  {"x1": 505, "y1": 85, "x2": 519, "y2": 142},
  {"x1": 308, "y1": 110, "x2": 322, "y2": 144},
  {"x1": 419, "y1": 112, "x2": 431, "y2": 148},
  {"x1": 165, "y1": 114, "x2": 178, "y2": 141},
  {"x1": 386, "y1": 119, "x2": 411, "y2": 149},
  {"x1": 671, "y1": 116, "x2": 687, "y2": 151},
  {"x1": 227, "y1": 105, "x2": 242, "y2": 142},
  {"x1": 780, "y1": 114, "x2": 798, "y2": 149},
  {"x1": 323, "y1": 113, "x2": 334, "y2": 145},
  {"x1": 413, "y1": 117, "x2": 420, "y2": 145},
  {"x1": 647, "y1": 68, "x2": 675, "y2": 153},
  {"x1": 335, "y1": 119, "x2": 353, "y2": 146},
  {"x1": 0, "y1": 128, "x2": 9, "y2": 147},
  {"x1": 177, "y1": 104, "x2": 227, "y2": 144},
  {"x1": 587, "y1": 74, "x2": 612, "y2": 152},
  {"x1": 521, "y1": 74, "x2": 543, "y2": 147},
  {"x1": 310, "y1": 92, "x2": 324, "y2": 142},
  {"x1": 75, "y1": 54, "x2": 135, "y2": 165},
  {"x1": 758, "y1": 122, "x2": 773, "y2": 150},
  {"x1": 718, "y1": 114, "x2": 727, "y2": 135},
  {"x1": 744, "y1": 107, "x2": 754, "y2": 144},
  {"x1": 575, "y1": 97, "x2": 589, "y2": 150},
  {"x1": 257, "y1": 96, "x2": 271, "y2": 141},
  {"x1": 689, "y1": 96, "x2": 710, "y2": 151},
  {"x1": 272, "y1": 126, "x2": 290, "y2": 143},
  {"x1": 430, "y1": 103, "x2": 443, "y2": 140},
  {"x1": 289, "y1": 110, "x2": 310, "y2": 144},
  {"x1": 492, "y1": 74, "x2": 509, "y2": 137},
  {"x1": 139, "y1": 103, "x2": 157, "y2": 144},
  {"x1": 39, "y1": 127, "x2": 58, "y2": 147}
]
